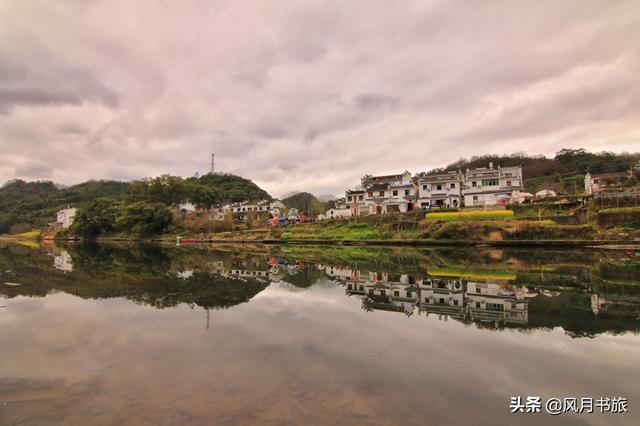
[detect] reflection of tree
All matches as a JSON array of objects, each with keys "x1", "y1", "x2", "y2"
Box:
[
  {"x1": 0, "y1": 243, "x2": 269, "y2": 310},
  {"x1": 281, "y1": 266, "x2": 325, "y2": 288}
]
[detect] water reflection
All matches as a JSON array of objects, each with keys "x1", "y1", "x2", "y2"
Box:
[
  {"x1": 1, "y1": 241, "x2": 639, "y2": 337},
  {"x1": 1, "y1": 242, "x2": 640, "y2": 425}
]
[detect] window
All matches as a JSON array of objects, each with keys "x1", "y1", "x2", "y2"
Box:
[
  {"x1": 345, "y1": 205, "x2": 350, "y2": 209},
  {"x1": 481, "y1": 179, "x2": 499, "y2": 186},
  {"x1": 453, "y1": 299, "x2": 458, "y2": 306},
  {"x1": 368, "y1": 192, "x2": 373, "y2": 197},
  {"x1": 450, "y1": 183, "x2": 455, "y2": 189},
  {"x1": 379, "y1": 191, "x2": 384, "y2": 196},
  {"x1": 392, "y1": 190, "x2": 398, "y2": 196},
  {"x1": 369, "y1": 289, "x2": 374, "y2": 295},
  {"x1": 439, "y1": 298, "x2": 445, "y2": 304},
  {"x1": 380, "y1": 290, "x2": 386, "y2": 296},
  {"x1": 359, "y1": 195, "x2": 364, "y2": 201},
  {"x1": 422, "y1": 185, "x2": 428, "y2": 190},
  {"x1": 347, "y1": 196, "x2": 352, "y2": 201},
  {"x1": 394, "y1": 291, "x2": 400, "y2": 297},
  {"x1": 407, "y1": 290, "x2": 412, "y2": 297},
  {"x1": 476, "y1": 302, "x2": 481, "y2": 308},
  {"x1": 436, "y1": 184, "x2": 442, "y2": 190},
  {"x1": 473, "y1": 196, "x2": 478, "y2": 201},
  {"x1": 405, "y1": 189, "x2": 410, "y2": 196},
  {"x1": 472, "y1": 181, "x2": 477, "y2": 187},
  {"x1": 506, "y1": 181, "x2": 511, "y2": 186}
]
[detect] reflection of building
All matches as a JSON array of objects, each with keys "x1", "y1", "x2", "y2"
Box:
[
  {"x1": 465, "y1": 281, "x2": 528, "y2": 324},
  {"x1": 53, "y1": 249, "x2": 73, "y2": 272},
  {"x1": 332, "y1": 268, "x2": 531, "y2": 326}
]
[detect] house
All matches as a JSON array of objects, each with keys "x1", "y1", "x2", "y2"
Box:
[
  {"x1": 344, "y1": 189, "x2": 368, "y2": 216},
  {"x1": 417, "y1": 171, "x2": 463, "y2": 210},
  {"x1": 386, "y1": 182, "x2": 418, "y2": 212},
  {"x1": 364, "y1": 183, "x2": 391, "y2": 214},
  {"x1": 361, "y1": 172, "x2": 416, "y2": 214},
  {"x1": 584, "y1": 171, "x2": 633, "y2": 195},
  {"x1": 226, "y1": 199, "x2": 285, "y2": 221},
  {"x1": 463, "y1": 163, "x2": 524, "y2": 207},
  {"x1": 324, "y1": 208, "x2": 352, "y2": 220},
  {"x1": 55, "y1": 207, "x2": 77, "y2": 229}
]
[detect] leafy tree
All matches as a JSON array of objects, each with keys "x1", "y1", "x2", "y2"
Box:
[
  {"x1": 115, "y1": 201, "x2": 172, "y2": 235},
  {"x1": 71, "y1": 198, "x2": 120, "y2": 236}
]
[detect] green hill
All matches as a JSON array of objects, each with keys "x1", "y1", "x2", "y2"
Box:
[
  {"x1": 282, "y1": 192, "x2": 326, "y2": 216},
  {"x1": 426, "y1": 148, "x2": 640, "y2": 193},
  {"x1": 0, "y1": 172, "x2": 271, "y2": 234}
]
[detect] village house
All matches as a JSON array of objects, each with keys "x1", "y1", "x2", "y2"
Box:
[
  {"x1": 343, "y1": 189, "x2": 367, "y2": 216},
  {"x1": 362, "y1": 171, "x2": 414, "y2": 214},
  {"x1": 417, "y1": 171, "x2": 464, "y2": 210},
  {"x1": 226, "y1": 199, "x2": 286, "y2": 221},
  {"x1": 463, "y1": 163, "x2": 524, "y2": 207},
  {"x1": 584, "y1": 171, "x2": 634, "y2": 196},
  {"x1": 51, "y1": 207, "x2": 77, "y2": 230},
  {"x1": 324, "y1": 208, "x2": 352, "y2": 220}
]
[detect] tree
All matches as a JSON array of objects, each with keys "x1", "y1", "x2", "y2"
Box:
[
  {"x1": 115, "y1": 201, "x2": 172, "y2": 235},
  {"x1": 71, "y1": 198, "x2": 120, "y2": 236}
]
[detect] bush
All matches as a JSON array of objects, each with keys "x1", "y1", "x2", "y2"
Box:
[{"x1": 597, "y1": 207, "x2": 640, "y2": 229}]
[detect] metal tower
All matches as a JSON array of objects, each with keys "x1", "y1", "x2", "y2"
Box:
[{"x1": 210, "y1": 153, "x2": 215, "y2": 173}]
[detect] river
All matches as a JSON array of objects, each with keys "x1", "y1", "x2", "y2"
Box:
[{"x1": 1, "y1": 242, "x2": 639, "y2": 425}]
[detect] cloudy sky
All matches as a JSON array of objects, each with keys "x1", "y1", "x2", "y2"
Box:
[{"x1": 1, "y1": 0, "x2": 639, "y2": 197}]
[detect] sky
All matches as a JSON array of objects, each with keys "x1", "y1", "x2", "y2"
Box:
[{"x1": 1, "y1": 0, "x2": 639, "y2": 198}]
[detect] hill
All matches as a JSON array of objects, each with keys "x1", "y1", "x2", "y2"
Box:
[
  {"x1": 424, "y1": 148, "x2": 640, "y2": 193},
  {"x1": 282, "y1": 192, "x2": 326, "y2": 216},
  {"x1": 0, "y1": 173, "x2": 271, "y2": 234}
]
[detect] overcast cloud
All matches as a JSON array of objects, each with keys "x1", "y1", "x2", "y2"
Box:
[{"x1": 0, "y1": 0, "x2": 639, "y2": 197}]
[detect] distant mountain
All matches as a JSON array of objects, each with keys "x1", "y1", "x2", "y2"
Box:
[{"x1": 281, "y1": 192, "x2": 326, "y2": 216}]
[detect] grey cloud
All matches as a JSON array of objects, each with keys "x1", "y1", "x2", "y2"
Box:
[
  {"x1": 0, "y1": 0, "x2": 639, "y2": 196},
  {"x1": 14, "y1": 162, "x2": 54, "y2": 178},
  {"x1": 0, "y1": 52, "x2": 118, "y2": 114},
  {"x1": 354, "y1": 93, "x2": 398, "y2": 111}
]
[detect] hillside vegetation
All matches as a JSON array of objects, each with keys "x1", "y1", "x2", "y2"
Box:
[
  {"x1": 281, "y1": 192, "x2": 326, "y2": 216},
  {"x1": 0, "y1": 173, "x2": 271, "y2": 234},
  {"x1": 423, "y1": 148, "x2": 640, "y2": 193}
]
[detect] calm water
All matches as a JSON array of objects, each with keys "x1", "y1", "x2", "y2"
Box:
[{"x1": 1, "y1": 242, "x2": 639, "y2": 425}]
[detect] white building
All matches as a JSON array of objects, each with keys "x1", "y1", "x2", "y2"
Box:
[
  {"x1": 362, "y1": 172, "x2": 416, "y2": 214},
  {"x1": 584, "y1": 171, "x2": 633, "y2": 195},
  {"x1": 55, "y1": 207, "x2": 77, "y2": 229},
  {"x1": 417, "y1": 171, "x2": 464, "y2": 210},
  {"x1": 226, "y1": 199, "x2": 286, "y2": 221},
  {"x1": 324, "y1": 208, "x2": 352, "y2": 220},
  {"x1": 463, "y1": 163, "x2": 524, "y2": 207},
  {"x1": 344, "y1": 189, "x2": 368, "y2": 216}
]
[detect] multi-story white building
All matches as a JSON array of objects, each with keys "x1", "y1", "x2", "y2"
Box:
[
  {"x1": 417, "y1": 171, "x2": 464, "y2": 210},
  {"x1": 344, "y1": 189, "x2": 367, "y2": 216},
  {"x1": 55, "y1": 207, "x2": 77, "y2": 229},
  {"x1": 362, "y1": 172, "x2": 417, "y2": 214},
  {"x1": 463, "y1": 163, "x2": 523, "y2": 207},
  {"x1": 225, "y1": 200, "x2": 286, "y2": 220}
]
